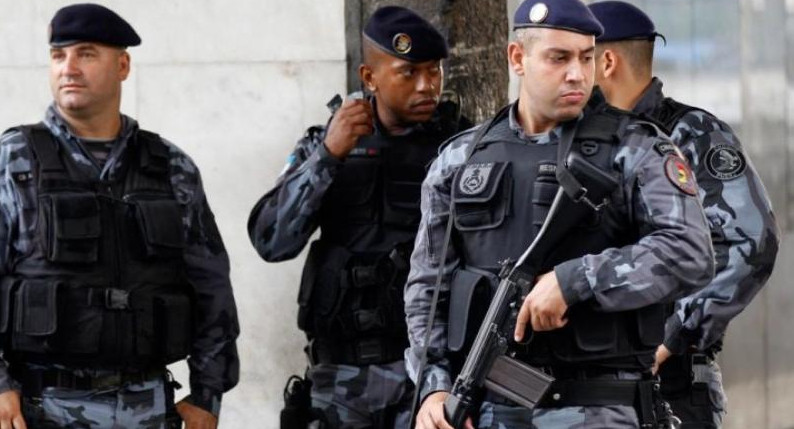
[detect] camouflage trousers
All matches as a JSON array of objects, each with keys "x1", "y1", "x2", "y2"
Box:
[
  {"x1": 659, "y1": 354, "x2": 727, "y2": 428},
  {"x1": 308, "y1": 360, "x2": 413, "y2": 429},
  {"x1": 476, "y1": 371, "x2": 642, "y2": 429},
  {"x1": 20, "y1": 370, "x2": 178, "y2": 429}
]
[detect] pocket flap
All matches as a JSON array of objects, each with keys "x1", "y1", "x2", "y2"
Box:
[
  {"x1": 448, "y1": 269, "x2": 493, "y2": 352},
  {"x1": 15, "y1": 280, "x2": 58, "y2": 336},
  {"x1": 51, "y1": 193, "x2": 100, "y2": 239},
  {"x1": 133, "y1": 199, "x2": 184, "y2": 249},
  {"x1": 453, "y1": 162, "x2": 509, "y2": 204}
]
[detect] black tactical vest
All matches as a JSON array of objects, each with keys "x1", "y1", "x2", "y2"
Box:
[
  {"x1": 447, "y1": 109, "x2": 666, "y2": 370},
  {"x1": 298, "y1": 107, "x2": 465, "y2": 351},
  {"x1": 0, "y1": 124, "x2": 193, "y2": 369}
]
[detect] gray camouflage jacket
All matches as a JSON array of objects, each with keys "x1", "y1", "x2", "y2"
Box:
[
  {"x1": 0, "y1": 105, "x2": 240, "y2": 415},
  {"x1": 635, "y1": 78, "x2": 780, "y2": 354},
  {"x1": 404, "y1": 102, "x2": 716, "y2": 401}
]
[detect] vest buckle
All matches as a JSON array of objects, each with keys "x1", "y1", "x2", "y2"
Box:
[
  {"x1": 572, "y1": 187, "x2": 610, "y2": 212},
  {"x1": 105, "y1": 288, "x2": 130, "y2": 310}
]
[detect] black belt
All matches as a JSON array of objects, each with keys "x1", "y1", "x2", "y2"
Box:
[
  {"x1": 307, "y1": 337, "x2": 407, "y2": 366},
  {"x1": 14, "y1": 367, "x2": 164, "y2": 398},
  {"x1": 537, "y1": 379, "x2": 649, "y2": 408}
]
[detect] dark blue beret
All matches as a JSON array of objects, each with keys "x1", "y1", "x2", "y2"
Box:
[
  {"x1": 513, "y1": 0, "x2": 604, "y2": 37},
  {"x1": 363, "y1": 6, "x2": 448, "y2": 62},
  {"x1": 49, "y1": 3, "x2": 141, "y2": 48},
  {"x1": 589, "y1": 1, "x2": 665, "y2": 43}
]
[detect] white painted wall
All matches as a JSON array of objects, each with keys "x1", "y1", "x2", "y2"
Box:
[{"x1": 0, "y1": 0, "x2": 346, "y2": 426}]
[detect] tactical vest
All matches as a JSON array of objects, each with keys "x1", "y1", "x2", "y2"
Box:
[
  {"x1": 298, "y1": 111, "x2": 461, "y2": 353},
  {"x1": 0, "y1": 124, "x2": 193, "y2": 369},
  {"x1": 447, "y1": 108, "x2": 666, "y2": 370}
]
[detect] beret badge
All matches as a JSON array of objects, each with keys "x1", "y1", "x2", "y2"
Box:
[
  {"x1": 392, "y1": 33, "x2": 412, "y2": 54},
  {"x1": 529, "y1": 3, "x2": 549, "y2": 24}
]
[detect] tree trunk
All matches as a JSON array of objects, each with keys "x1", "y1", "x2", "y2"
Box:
[{"x1": 346, "y1": 0, "x2": 509, "y2": 123}]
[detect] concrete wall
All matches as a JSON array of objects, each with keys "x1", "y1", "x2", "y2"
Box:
[{"x1": 0, "y1": 0, "x2": 346, "y2": 426}]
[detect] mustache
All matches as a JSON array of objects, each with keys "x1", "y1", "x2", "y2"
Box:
[
  {"x1": 409, "y1": 96, "x2": 439, "y2": 107},
  {"x1": 58, "y1": 79, "x2": 87, "y2": 88}
]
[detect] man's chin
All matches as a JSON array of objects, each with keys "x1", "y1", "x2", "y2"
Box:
[{"x1": 555, "y1": 105, "x2": 585, "y2": 122}]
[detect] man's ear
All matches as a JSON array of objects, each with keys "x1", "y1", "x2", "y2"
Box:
[
  {"x1": 359, "y1": 64, "x2": 376, "y2": 92},
  {"x1": 507, "y1": 42, "x2": 525, "y2": 76},
  {"x1": 602, "y1": 49, "x2": 618, "y2": 79},
  {"x1": 118, "y1": 50, "x2": 131, "y2": 81}
]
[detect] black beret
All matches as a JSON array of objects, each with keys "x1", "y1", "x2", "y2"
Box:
[
  {"x1": 363, "y1": 6, "x2": 448, "y2": 62},
  {"x1": 49, "y1": 3, "x2": 141, "y2": 48},
  {"x1": 513, "y1": 0, "x2": 604, "y2": 37},
  {"x1": 589, "y1": 1, "x2": 665, "y2": 43}
]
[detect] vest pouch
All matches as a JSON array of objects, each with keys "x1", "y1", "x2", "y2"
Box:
[
  {"x1": 40, "y1": 193, "x2": 100, "y2": 264},
  {"x1": 130, "y1": 199, "x2": 185, "y2": 259},
  {"x1": 153, "y1": 292, "x2": 193, "y2": 363},
  {"x1": 447, "y1": 268, "x2": 496, "y2": 352},
  {"x1": 323, "y1": 162, "x2": 379, "y2": 225},
  {"x1": 568, "y1": 305, "x2": 619, "y2": 353},
  {"x1": 531, "y1": 166, "x2": 558, "y2": 234},
  {"x1": 0, "y1": 278, "x2": 18, "y2": 337},
  {"x1": 297, "y1": 241, "x2": 352, "y2": 335},
  {"x1": 11, "y1": 280, "x2": 59, "y2": 353},
  {"x1": 383, "y1": 162, "x2": 425, "y2": 228},
  {"x1": 452, "y1": 162, "x2": 511, "y2": 231},
  {"x1": 636, "y1": 304, "x2": 666, "y2": 347}
]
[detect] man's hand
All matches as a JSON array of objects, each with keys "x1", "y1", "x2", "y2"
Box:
[
  {"x1": 175, "y1": 400, "x2": 218, "y2": 429},
  {"x1": 0, "y1": 390, "x2": 26, "y2": 429},
  {"x1": 323, "y1": 98, "x2": 374, "y2": 159},
  {"x1": 652, "y1": 344, "x2": 673, "y2": 375},
  {"x1": 514, "y1": 271, "x2": 568, "y2": 341},
  {"x1": 415, "y1": 391, "x2": 474, "y2": 429}
]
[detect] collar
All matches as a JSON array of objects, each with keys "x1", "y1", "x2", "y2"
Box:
[
  {"x1": 507, "y1": 101, "x2": 564, "y2": 145},
  {"x1": 43, "y1": 103, "x2": 138, "y2": 145},
  {"x1": 632, "y1": 77, "x2": 665, "y2": 116}
]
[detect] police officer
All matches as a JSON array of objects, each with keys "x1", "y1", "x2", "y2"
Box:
[
  {"x1": 406, "y1": 0, "x2": 717, "y2": 427},
  {"x1": 0, "y1": 4, "x2": 240, "y2": 428},
  {"x1": 247, "y1": 6, "x2": 470, "y2": 428},
  {"x1": 589, "y1": 2, "x2": 780, "y2": 427}
]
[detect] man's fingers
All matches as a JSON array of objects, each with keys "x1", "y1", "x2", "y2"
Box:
[
  {"x1": 11, "y1": 415, "x2": 26, "y2": 429},
  {"x1": 431, "y1": 407, "x2": 454, "y2": 429},
  {"x1": 465, "y1": 416, "x2": 476, "y2": 429},
  {"x1": 418, "y1": 411, "x2": 433, "y2": 429},
  {"x1": 514, "y1": 299, "x2": 531, "y2": 341},
  {"x1": 351, "y1": 124, "x2": 374, "y2": 137}
]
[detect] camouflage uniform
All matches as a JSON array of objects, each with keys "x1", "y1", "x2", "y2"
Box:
[
  {"x1": 249, "y1": 95, "x2": 469, "y2": 428},
  {"x1": 634, "y1": 78, "x2": 780, "y2": 428},
  {"x1": 404, "y1": 102, "x2": 715, "y2": 428},
  {"x1": 0, "y1": 105, "x2": 240, "y2": 427}
]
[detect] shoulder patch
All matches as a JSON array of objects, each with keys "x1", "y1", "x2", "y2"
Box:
[
  {"x1": 704, "y1": 144, "x2": 746, "y2": 180},
  {"x1": 664, "y1": 155, "x2": 698, "y2": 196}
]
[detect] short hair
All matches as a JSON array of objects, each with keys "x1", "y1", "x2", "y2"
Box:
[
  {"x1": 362, "y1": 37, "x2": 387, "y2": 68},
  {"x1": 596, "y1": 39, "x2": 654, "y2": 77},
  {"x1": 515, "y1": 28, "x2": 543, "y2": 54}
]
